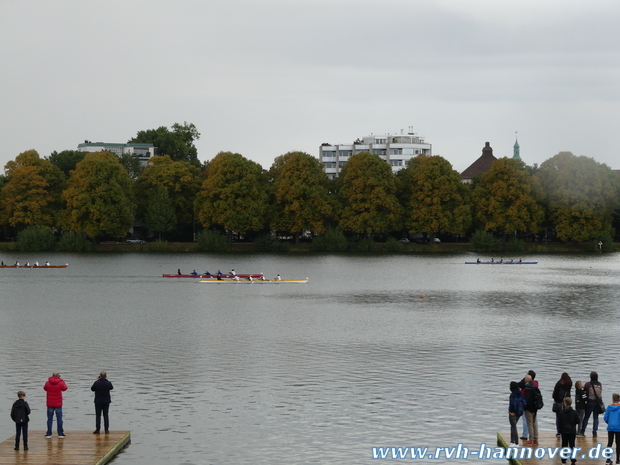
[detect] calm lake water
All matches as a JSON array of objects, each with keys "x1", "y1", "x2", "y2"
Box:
[{"x1": 1, "y1": 252, "x2": 620, "y2": 464}]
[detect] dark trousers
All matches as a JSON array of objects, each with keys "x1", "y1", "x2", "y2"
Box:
[
  {"x1": 581, "y1": 402, "x2": 599, "y2": 435},
  {"x1": 509, "y1": 414, "x2": 521, "y2": 444},
  {"x1": 15, "y1": 422, "x2": 28, "y2": 448},
  {"x1": 607, "y1": 431, "x2": 620, "y2": 462},
  {"x1": 561, "y1": 432, "x2": 576, "y2": 463},
  {"x1": 95, "y1": 403, "x2": 110, "y2": 432}
]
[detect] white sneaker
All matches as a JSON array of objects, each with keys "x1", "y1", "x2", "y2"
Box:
[{"x1": 509, "y1": 443, "x2": 518, "y2": 447}]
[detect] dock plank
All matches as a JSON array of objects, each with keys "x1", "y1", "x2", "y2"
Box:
[
  {"x1": 498, "y1": 432, "x2": 616, "y2": 465},
  {"x1": 0, "y1": 431, "x2": 130, "y2": 465}
]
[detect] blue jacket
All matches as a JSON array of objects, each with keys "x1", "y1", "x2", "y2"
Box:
[
  {"x1": 604, "y1": 403, "x2": 620, "y2": 432},
  {"x1": 91, "y1": 378, "x2": 114, "y2": 405}
]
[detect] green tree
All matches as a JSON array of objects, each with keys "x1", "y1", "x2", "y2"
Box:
[
  {"x1": 336, "y1": 152, "x2": 402, "y2": 234},
  {"x1": 196, "y1": 152, "x2": 269, "y2": 244},
  {"x1": 129, "y1": 122, "x2": 200, "y2": 165},
  {"x1": 47, "y1": 150, "x2": 86, "y2": 177},
  {"x1": 472, "y1": 158, "x2": 544, "y2": 237},
  {"x1": 398, "y1": 154, "x2": 471, "y2": 238},
  {"x1": 135, "y1": 155, "x2": 201, "y2": 228},
  {"x1": 268, "y1": 151, "x2": 332, "y2": 243},
  {"x1": 536, "y1": 152, "x2": 619, "y2": 241},
  {"x1": 143, "y1": 185, "x2": 177, "y2": 240},
  {"x1": 61, "y1": 152, "x2": 135, "y2": 239}
]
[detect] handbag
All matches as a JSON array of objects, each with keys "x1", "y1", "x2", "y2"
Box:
[
  {"x1": 552, "y1": 401, "x2": 562, "y2": 413},
  {"x1": 592, "y1": 383, "x2": 605, "y2": 413}
]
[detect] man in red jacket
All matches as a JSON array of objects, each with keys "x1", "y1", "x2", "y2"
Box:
[{"x1": 43, "y1": 372, "x2": 68, "y2": 438}]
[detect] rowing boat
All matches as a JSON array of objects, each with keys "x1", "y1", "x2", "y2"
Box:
[
  {"x1": 200, "y1": 278, "x2": 309, "y2": 284},
  {"x1": 163, "y1": 273, "x2": 263, "y2": 278},
  {"x1": 464, "y1": 261, "x2": 538, "y2": 265},
  {"x1": 0, "y1": 264, "x2": 69, "y2": 268}
]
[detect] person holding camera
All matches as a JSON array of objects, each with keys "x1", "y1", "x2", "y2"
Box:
[
  {"x1": 43, "y1": 372, "x2": 68, "y2": 438},
  {"x1": 91, "y1": 371, "x2": 114, "y2": 434}
]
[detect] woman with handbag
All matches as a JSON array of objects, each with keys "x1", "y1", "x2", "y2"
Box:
[
  {"x1": 509, "y1": 381, "x2": 526, "y2": 446},
  {"x1": 581, "y1": 371, "x2": 603, "y2": 437},
  {"x1": 553, "y1": 373, "x2": 573, "y2": 437}
]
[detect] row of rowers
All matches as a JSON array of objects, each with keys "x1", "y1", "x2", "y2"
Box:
[{"x1": 178, "y1": 269, "x2": 282, "y2": 281}]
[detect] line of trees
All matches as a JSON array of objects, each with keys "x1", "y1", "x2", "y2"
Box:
[{"x1": 1, "y1": 144, "x2": 619, "y2": 245}]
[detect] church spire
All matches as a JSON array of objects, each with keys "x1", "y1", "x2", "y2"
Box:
[{"x1": 513, "y1": 132, "x2": 521, "y2": 160}]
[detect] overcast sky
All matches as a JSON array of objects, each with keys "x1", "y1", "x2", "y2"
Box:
[{"x1": 2, "y1": 0, "x2": 619, "y2": 174}]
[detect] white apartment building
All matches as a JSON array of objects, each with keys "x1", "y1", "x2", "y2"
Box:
[
  {"x1": 319, "y1": 128, "x2": 432, "y2": 179},
  {"x1": 77, "y1": 141, "x2": 156, "y2": 167}
]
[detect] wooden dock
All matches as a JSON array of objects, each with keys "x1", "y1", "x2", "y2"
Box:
[
  {"x1": 498, "y1": 432, "x2": 617, "y2": 464},
  {"x1": 0, "y1": 430, "x2": 130, "y2": 465}
]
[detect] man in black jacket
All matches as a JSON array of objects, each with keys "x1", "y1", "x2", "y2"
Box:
[
  {"x1": 91, "y1": 371, "x2": 114, "y2": 434},
  {"x1": 522, "y1": 374, "x2": 539, "y2": 445}
]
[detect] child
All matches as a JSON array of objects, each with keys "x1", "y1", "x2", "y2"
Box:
[
  {"x1": 603, "y1": 393, "x2": 620, "y2": 465},
  {"x1": 575, "y1": 380, "x2": 588, "y2": 437},
  {"x1": 10, "y1": 391, "x2": 31, "y2": 451},
  {"x1": 559, "y1": 397, "x2": 579, "y2": 464}
]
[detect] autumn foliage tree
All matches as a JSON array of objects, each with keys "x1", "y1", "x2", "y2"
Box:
[
  {"x1": 196, "y1": 152, "x2": 269, "y2": 243},
  {"x1": 536, "y1": 152, "x2": 619, "y2": 241},
  {"x1": 336, "y1": 152, "x2": 402, "y2": 234},
  {"x1": 472, "y1": 157, "x2": 544, "y2": 237},
  {"x1": 0, "y1": 150, "x2": 65, "y2": 231},
  {"x1": 398, "y1": 154, "x2": 471, "y2": 238},
  {"x1": 62, "y1": 152, "x2": 135, "y2": 239},
  {"x1": 268, "y1": 151, "x2": 332, "y2": 243}
]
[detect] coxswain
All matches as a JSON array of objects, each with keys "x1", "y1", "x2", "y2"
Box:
[
  {"x1": 0, "y1": 261, "x2": 3, "y2": 266},
  {"x1": 519, "y1": 258, "x2": 522, "y2": 263},
  {"x1": 178, "y1": 269, "x2": 182, "y2": 275},
  {"x1": 191, "y1": 270, "x2": 198, "y2": 276}
]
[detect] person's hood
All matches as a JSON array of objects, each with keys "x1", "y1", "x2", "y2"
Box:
[{"x1": 47, "y1": 376, "x2": 63, "y2": 385}]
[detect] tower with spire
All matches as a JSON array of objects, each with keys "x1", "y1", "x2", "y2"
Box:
[{"x1": 513, "y1": 133, "x2": 521, "y2": 160}]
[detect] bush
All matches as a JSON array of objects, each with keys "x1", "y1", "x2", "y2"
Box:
[
  {"x1": 505, "y1": 237, "x2": 525, "y2": 253},
  {"x1": 311, "y1": 227, "x2": 348, "y2": 252},
  {"x1": 17, "y1": 226, "x2": 57, "y2": 252},
  {"x1": 585, "y1": 231, "x2": 616, "y2": 252},
  {"x1": 381, "y1": 237, "x2": 404, "y2": 253},
  {"x1": 352, "y1": 237, "x2": 376, "y2": 252},
  {"x1": 470, "y1": 230, "x2": 498, "y2": 252},
  {"x1": 196, "y1": 229, "x2": 228, "y2": 252},
  {"x1": 254, "y1": 234, "x2": 290, "y2": 253},
  {"x1": 58, "y1": 231, "x2": 89, "y2": 252}
]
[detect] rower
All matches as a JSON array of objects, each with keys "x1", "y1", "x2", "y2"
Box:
[
  {"x1": 476, "y1": 258, "x2": 480, "y2": 263},
  {"x1": 25, "y1": 262, "x2": 30, "y2": 266},
  {"x1": 247, "y1": 276, "x2": 253, "y2": 281},
  {"x1": 217, "y1": 270, "x2": 223, "y2": 276},
  {"x1": 34, "y1": 261, "x2": 39, "y2": 266},
  {"x1": 191, "y1": 270, "x2": 198, "y2": 276},
  {"x1": 490, "y1": 258, "x2": 494, "y2": 263},
  {"x1": 233, "y1": 275, "x2": 240, "y2": 281},
  {"x1": 230, "y1": 269, "x2": 236, "y2": 276},
  {"x1": 275, "y1": 274, "x2": 281, "y2": 281},
  {"x1": 45, "y1": 261, "x2": 50, "y2": 266},
  {"x1": 15, "y1": 261, "x2": 19, "y2": 266},
  {"x1": 260, "y1": 273, "x2": 266, "y2": 281},
  {"x1": 204, "y1": 271, "x2": 211, "y2": 276}
]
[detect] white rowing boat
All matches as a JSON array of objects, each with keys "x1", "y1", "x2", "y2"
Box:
[{"x1": 200, "y1": 278, "x2": 309, "y2": 284}]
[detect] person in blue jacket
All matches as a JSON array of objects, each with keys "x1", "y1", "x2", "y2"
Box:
[
  {"x1": 604, "y1": 393, "x2": 620, "y2": 465},
  {"x1": 91, "y1": 371, "x2": 114, "y2": 434}
]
